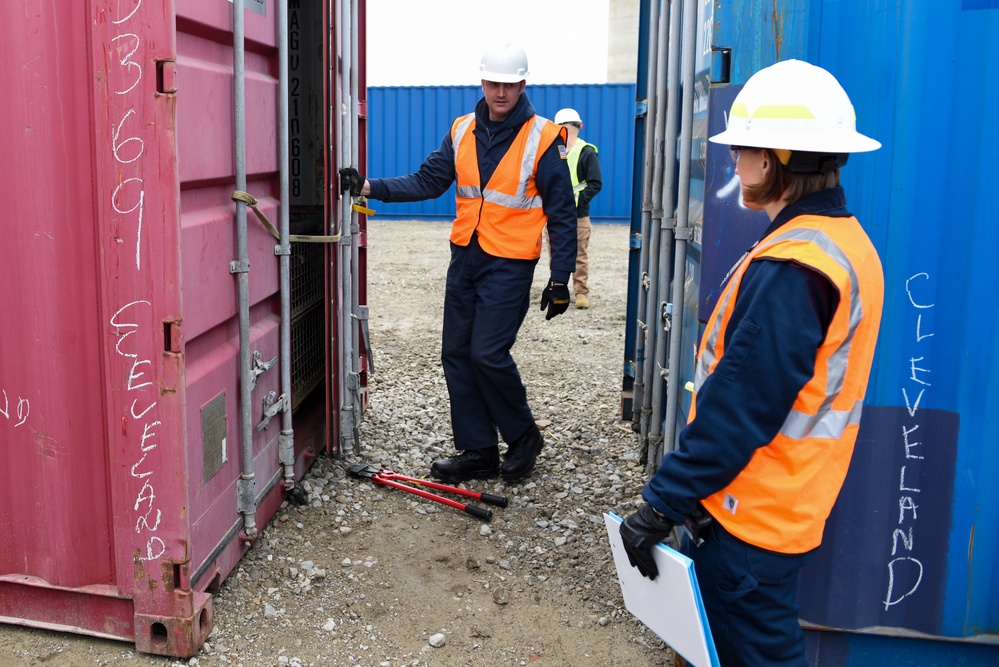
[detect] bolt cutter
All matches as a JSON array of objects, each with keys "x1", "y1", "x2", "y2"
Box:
[{"x1": 346, "y1": 464, "x2": 508, "y2": 522}]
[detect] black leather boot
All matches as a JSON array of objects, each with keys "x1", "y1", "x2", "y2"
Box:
[
  {"x1": 501, "y1": 425, "x2": 544, "y2": 483},
  {"x1": 430, "y1": 447, "x2": 500, "y2": 483}
]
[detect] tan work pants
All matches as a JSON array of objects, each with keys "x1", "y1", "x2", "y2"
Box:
[{"x1": 573, "y1": 216, "x2": 591, "y2": 296}]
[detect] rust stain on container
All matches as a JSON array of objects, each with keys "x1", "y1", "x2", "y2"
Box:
[
  {"x1": 772, "y1": 1, "x2": 784, "y2": 60},
  {"x1": 34, "y1": 432, "x2": 61, "y2": 459}
]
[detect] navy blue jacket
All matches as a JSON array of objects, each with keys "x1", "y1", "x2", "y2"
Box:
[
  {"x1": 643, "y1": 187, "x2": 849, "y2": 524},
  {"x1": 367, "y1": 93, "x2": 578, "y2": 283}
]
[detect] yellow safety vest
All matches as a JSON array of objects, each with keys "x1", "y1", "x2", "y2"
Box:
[
  {"x1": 695, "y1": 213, "x2": 884, "y2": 553},
  {"x1": 566, "y1": 139, "x2": 597, "y2": 205},
  {"x1": 450, "y1": 113, "x2": 564, "y2": 259}
]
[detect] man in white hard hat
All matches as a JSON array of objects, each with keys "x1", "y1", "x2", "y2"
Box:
[
  {"x1": 619, "y1": 60, "x2": 885, "y2": 667},
  {"x1": 554, "y1": 108, "x2": 603, "y2": 309},
  {"x1": 338, "y1": 42, "x2": 577, "y2": 485}
]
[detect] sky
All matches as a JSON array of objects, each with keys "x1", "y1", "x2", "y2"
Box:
[{"x1": 365, "y1": 0, "x2": 611, "y2": 87}]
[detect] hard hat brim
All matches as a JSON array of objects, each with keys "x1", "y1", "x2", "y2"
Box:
[
  {"x1": 709, "y1": 122, "x2": 881, "y2": 153},
  {"x1": 480, "y1": 71, "x2": 528, "y2": 84},
  {"x1": 554, "y1": 109, "x2": 582, "y2": 125}
]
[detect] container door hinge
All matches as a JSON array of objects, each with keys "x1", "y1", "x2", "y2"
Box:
[
  {"x1": 710, "y1": 48, "x2": 731, "y2": 85},
  {"x1": 163, "y1": 320, "x2": 182, "y2": 353},
  {"x1": 155, "y1": 59, "x2": 177, "y2": 95}
]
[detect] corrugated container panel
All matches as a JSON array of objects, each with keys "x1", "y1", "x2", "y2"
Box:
[
  {"x1": 792, "y1": 1, "x2": 999, "y2": 649},
  {"x1": 643, "y1": 0, "x2": 999, "y2": 663},
  {"x1": 175, "y1": 4, "x2": 287, "y2": 599},
  {"x1": 367, "y1": 84, "x2": 636, "y2": 223},
  {"x1": 0, "y1": 0, "x2": 366, "y2": 657},
  {"x1": 1, "y1": 0, "x2": 115, "y2": 594}
]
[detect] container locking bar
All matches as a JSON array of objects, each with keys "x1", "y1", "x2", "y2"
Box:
[{"x1": 231, "y1": 190, "x2": 341, "y2": 243}]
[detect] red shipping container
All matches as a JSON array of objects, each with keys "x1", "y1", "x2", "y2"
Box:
[{"x1": 0, "y1": 0, "x2": 368, "y2": 657}]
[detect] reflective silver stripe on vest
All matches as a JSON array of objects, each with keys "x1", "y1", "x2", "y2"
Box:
[
  {"x1": 695, "y1": 225, "x2": 866, "y2": 441},
  {"x1": 694, "y1": 267, "x2": 742, "y2": 389},
  {"x1": 483, "y1": 116, "x2": 548, "y2": 210},
  {"x1": 453, "y1": 115, "x2": 481, "y2": 199},
  {"x1": 782, "y1": 398, "x2": 864, "y2": 439}
]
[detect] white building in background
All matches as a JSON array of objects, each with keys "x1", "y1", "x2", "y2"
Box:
[
  {"x1": 607, "y1": 0, "x2": 640, "y2": 83},
  {"x1": 366, "y1": 0, "x2": 639, "y2": 86}
]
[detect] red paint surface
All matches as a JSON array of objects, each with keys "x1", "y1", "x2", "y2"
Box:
[{"x1": 0, "y1": 0, "x2": 366, "y2": 657}]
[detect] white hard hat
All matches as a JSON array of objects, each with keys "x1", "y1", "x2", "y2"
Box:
[
  {"x1": 709, "y1": 59, "x2": 880, "y2": 153},
  {"x1": 554, "y1": 108, "x2": 582, "y2": 125},
  {"x1": 479, "y1": 42, "x2": 530, "y2": 83}
]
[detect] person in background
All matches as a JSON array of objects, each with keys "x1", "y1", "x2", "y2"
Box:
[
  {"x1": 619, "y1": 59, "x2": 885, "y2": 667},
  {"x1": 554, "y1": 108, "x2": 602, "y2": 309},
  {"x1": 338, "y1": 42, "x2": 577, "y2": 485}
]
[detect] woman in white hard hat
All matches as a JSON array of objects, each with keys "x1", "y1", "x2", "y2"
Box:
[{"x1": 620, "y1": 60, "x2": 885, "y2": 667}]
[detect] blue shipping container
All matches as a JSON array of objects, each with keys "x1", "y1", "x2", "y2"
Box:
[
  {"x1": 628, "y1": 0, "x2": 999, "y2": 664},
  {"x1": 366, "y1": 84, "x2": 636, "y2": 223}
]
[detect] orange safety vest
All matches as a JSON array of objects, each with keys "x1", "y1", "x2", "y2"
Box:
[
  {"x1": 694, "y1": 214, "x2": 884, "y2": 554},
  {"x1": 449, "y1": 113, "x2": 565, "y2": 259}
]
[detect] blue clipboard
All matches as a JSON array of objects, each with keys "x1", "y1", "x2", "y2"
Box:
[{"x1": 604, "y1": 512, "x2": 720, "y2": 667}]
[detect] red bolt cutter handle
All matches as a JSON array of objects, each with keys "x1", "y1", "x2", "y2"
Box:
[
  {"x1": 375, "y1": 471, "x2": 509, "y2": 508},
  {"x1": 346, "y1": 464, "x2": 507, "y2": 521},
  {"x1": 372, "y1": 476, "x2": 493, "y2": 520}
]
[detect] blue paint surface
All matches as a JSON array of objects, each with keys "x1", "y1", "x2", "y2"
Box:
[
  {"x1": 800, "y1": 406, "x2": 958, "y2": 635},
  {"x1": 631, "y1": 0, "x2": 999, "y2": 660},
  {"x1": 704, "y1": 1, "x2": 999, "y2": 648},
  {"x1": 366, "y1": 84, "x2": 636, "y2": 223}
]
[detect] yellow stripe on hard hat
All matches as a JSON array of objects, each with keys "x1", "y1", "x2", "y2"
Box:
[
  {"x1": 729, "y1": 102, "x2": 750, "y2": 118},
  {"x1": 731, "y1": 101, "x2": 856, "y2": 122},
  {"x1": 749, "y1": 104, "x2": 817, "y2": 119}
]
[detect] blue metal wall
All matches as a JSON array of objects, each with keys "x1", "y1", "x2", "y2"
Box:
[
  {"x1": 689, "y1": 0, "x2": 999, "y2": 663},
  {"x1": 366, "y1": 84, "x2": 636, "y2": 223}
]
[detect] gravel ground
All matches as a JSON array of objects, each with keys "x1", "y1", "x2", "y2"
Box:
[{"x1": 0, "y1": 219, "x2": 674, "y2": 667}]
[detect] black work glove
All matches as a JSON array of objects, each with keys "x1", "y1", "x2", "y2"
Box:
[
  {"x1": 338, "y1": 167, "x2": 364, "y2": 196},
  {"x1": 540, "y1": 280, "x2": 570, "y2": 320},
  {"x1": 619, "y1": 503, "x2": 675, "y2": 580}
]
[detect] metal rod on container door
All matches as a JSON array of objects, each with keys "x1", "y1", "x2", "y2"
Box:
[
  {"x1": 330, "y1": 0, "x2": 343, "y2": 458},
  {"x1": 659, "y1": 0, "x2": 698, "y2": 463},
  {"x1": 350, "y1": 0, "x2": 362, "y2": 436},
  {"x1": 645, "y1": 0, "x2": 682, "y2": 473},
  {"x1": 232, "y1": 0, "x2": 258, "y2": 539},
  {"x1": 277, "y1": 0, "x2": 296, "y2": 487},
  {"x1": 644, "y1": 2, "x2": 671, "y2": 466},
  {"x1": 338, "y1": 0, "x2": 358, "y2": 454},
  {"x1": 632, "y1": 0, "x2": 662, "y2": 443}
]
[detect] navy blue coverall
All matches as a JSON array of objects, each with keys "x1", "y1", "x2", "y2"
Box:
[{"x1": 367, "y1": 93, "x2": 577, "y2": 451}]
